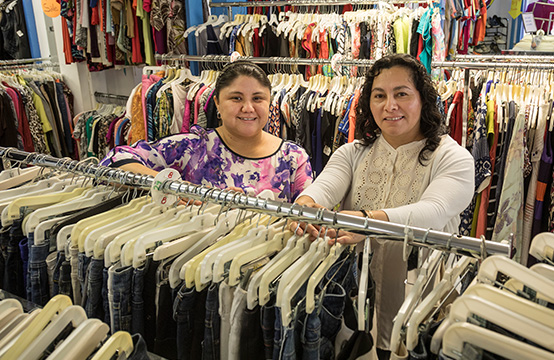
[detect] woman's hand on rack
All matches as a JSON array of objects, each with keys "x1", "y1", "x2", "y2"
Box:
[{"x1": 289, "y1": 195, "x2": 328, "y2": 240}]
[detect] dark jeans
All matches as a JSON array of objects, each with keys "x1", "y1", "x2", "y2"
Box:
[
  {"x1": 0, "y1": 227, "x2": 8, "y2": 289},
  {"x1": 102, "y1": 267, "x2": 110, "y2": 325},
  {"x1": 239, "y1": 305, "x2": 264, "y2": 359},
  {"x1": 108, "y1": 264, "x2": 133, "y2": 333},
  {"x1": 53, "y1": 251, "x2": 72, "y2": 297},
  {"x1": 77, "y1": 252, "x2": 91, "y2": 306},
  {"x1": 203, "y1": 282, "x2": 220, "y2": 360},
  {"x1": 173, "y1": 284, "x2": 207, "y2": 360},
  {"x1": 132, "y1": 257, "x2": 159, "y2": 350},
  {"x1": 85, "y1": 258, "x2": 105, "y2": 320},
  {"x1": 128, "y1": 333, "x2": 150, "y2": 360},
  {"x1": 261, "y1": 295, "x2": 276, "y2": 359},
  {"x1": 5, "y1": 221, "x2": 24, "y2": 297},
  {"x1": 29, "y1": 233, "x2": 50, "y2": 306},
  {"x1": 153, "y1": 260, "x2": 177, "y2": 359},
  {"x1": 19, "y1": 237, "x2": 28, "y2": 299}
]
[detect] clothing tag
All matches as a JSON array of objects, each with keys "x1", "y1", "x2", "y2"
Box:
[
  {"x1": 323, "y1": 146, "x2": 331, "y2": 156},
  {"x1": 522, "y1": 285, "x2": 537, "y2": 301},
  {"x1": 16, "y1": 30, "x2": 24, "y2": 37}
]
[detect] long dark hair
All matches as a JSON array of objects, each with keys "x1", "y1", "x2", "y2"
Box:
[
  {"x1": 214, "y1": 61, "x2": 271, "y2": 100},
  {"x1": 355, "y1": 54, "x2": 445, "y2": 165}
]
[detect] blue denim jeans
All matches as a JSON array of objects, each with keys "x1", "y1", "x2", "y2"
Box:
[
  {"x1": 78, "y1": 252, "x2": 91, "y2": 306},
  {"x1": 19, "y1": 237, "x2": 29, "y2": 299},
  {"x1": 173, "y1": 284, "x2": 207, "y2": 360},
  {"x1": 153, "y1": 260, "x2": 177, "y2": 359},
  {"x1": 239, "y1": 305, "x2": 264, "y2": 359},
  {"x1": 85, "y1": 258, "x2": 105, "y2": 320},
  {"x1": 203, "y1": 282, "x2": 220, "y2": 360},
  {"x1": 128, "y1": 333, "x2": 150, "y2": 360},
  {"x1": 53, "y1": 251, "x2": 72, "y2": 297},
  {"x1": 5, "y1": 221, "x2": 25, "y2": 297},
  {"x1": 0, "y1": 227, "x2": 9, "y2": 289},
  {"x1": 261, "y1": 296, "x2": 276, "y2": 359},
  {"x1": 102, "y1": 267, "x2": 110, "y2": 325},
  {"x1": 29, "y1": 233, "x2": 50, "y2": 306},
  {"x1": 132, "y1": 257, "x2": 158, "y2": 350},
  {"x1": 301, "y1": 311, "x2": 320, "y2": 360},
  {"x1": 108, "y1": 264, "x2": 133, "y2": 333}
]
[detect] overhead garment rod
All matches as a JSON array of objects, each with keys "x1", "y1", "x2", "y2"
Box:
[
  {"x1": 0, "y1": 62, "x2": 60, "y2": 71},
  {"x1": 155, "y1": 54, "x2": 377, "y2": 67},
  {"x1": 0, "y1": 146, "x2": 511, "y2": 258},
  {"x1": 94, "y1": 92, "x2": 129, "y2": 105},
  {"x1": 209, "y1": 0, "x2": 426, "y2": 7},
  {"x1": 454, "y1": 54, "x2": 554, "y2": 63},
  {"x1": 433, "y1": 60, "x2": 554, "y2": 70},
  {"x1": 0, "y1": 57, "x2": 52, "y2": 65}
]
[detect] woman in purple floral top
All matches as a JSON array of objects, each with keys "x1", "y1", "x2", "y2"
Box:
[{"x1": 101, "y1": 61, "x2": 313, "y2": 202}]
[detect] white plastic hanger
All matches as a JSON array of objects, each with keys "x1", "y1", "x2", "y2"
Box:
[
  {"x1": 390, "y1": 249, "x2": 443, "y2": 354},
  {"x1": 211, "y1": 219, "x2": 284, "y2": 284},
  {"x1": 45, "y1": 318, "x2": 110, "y2": 360},
  {"x1": 0, "y1": 166, "x2": 42, "y2": 190},
  {"x1": 0, "y1": 308, "x2": 41, "y2": 356},
  {"x1": 0, "y1": 176, "x2": 71, "y2": 202},
  {"x1": 90, "y1": 331, "x2": 134, "y2": 360},
  {"x1": 88, "y1": 202, "x2": 164, "y2": 257},
  {"x1": 132, "y1": 205, "x2": 225, "y2": 268},
  {"x1": 462, "y1": 283, "x2": 554, "y2": 327},
  {"x1": 449, "y1": 294, "x2": 554, "y2": 351},
  {"x1": 529, "y1": 232, "x2": 554, "y2": 263},
  {"x1": 476, "y1": 255, "x2": 554, "y2": 303},
  {"x1": 305, "y1": 242, "x2": 347, "y2": 315},
  {"x1": 0, "y1": 299, "x2": 23, "y2": 331},
  {"x1": 258, "y1": 233, "x2": 311, "y2": 307},
  {"x1": 0, "y1": 313, "x2": 29, "y2": 341},
  {"x1": 405, "y1": 255, "x2": 475, "y2": 351},
  {"x1": 1, "y1": 295, "x2": 72, "y2": 359},
  {"x1": 246, "y1": 233, "x2": 300, "y2": 310},
  {"x1": 57, "y1": 225, "x2": 75, "y2": 252},
  {"x1": 33, "y1": 215, "x2": 70, "y2": 246},
  {"x1": 280, "y1": 238, "x2": 329, "y2": 326},
  {"x1": 530, "y1": 263, "x2": 554, "y2": 281},
  {"x1": 19, "y1": 305, "x2": 87, "y2": 360},
  {"x1": 227, "y1": 226, "x2": 291, "y2": 287},
  {"x1": 442, "y1": 322, "x2": 554, "y2": 360}
]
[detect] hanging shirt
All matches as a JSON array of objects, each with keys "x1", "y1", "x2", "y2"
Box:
[{"x1": 100, "y1": 125, "x2": 313, "y2": 202}]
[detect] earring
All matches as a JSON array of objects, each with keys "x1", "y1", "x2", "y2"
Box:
[{"x1": 217, "y1": 110, "x2": 221, "y2": 119}]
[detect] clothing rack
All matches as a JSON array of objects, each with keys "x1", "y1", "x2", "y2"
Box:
[
  {"x1": 0, "y1": 146, "x2": 511, "y2": 258},
  {"x1": 209, "y1": 0, "x2": 427, "y2": 17},
  {"x1": 433, "y1": 60, "x2": 554, "y2": 70},
  {"x1": 94, "y1": 92, "x2": 129, "y2": 105},
  {"x1": 0, "y1": 57, "x2": 52, "y2": 66},
  {"x1": 453, "y1": 54, "x2": 554, "y2": 63},
  {"x1": 0, "y1": 61, "x2": 60, "y2": 71}
]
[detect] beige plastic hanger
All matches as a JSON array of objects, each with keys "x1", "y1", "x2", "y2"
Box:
[
  {"x1": 442, "y1": 322, "x2": 554, "y2": 360},
  {"x1": 89, "y1": 331, "x2": 134, "y2": 360},
  {"x1": 45, "y1": 318, "x2": 110, "y2": 360},
  {"x1": 0, "y1": 166, "x2": 42, "y2": 190},
  {"x1": 0, "y1": 309, "x2": 41, "y2": 355},
  {"x1": 1, "y1": 294, "x2": 72, "y2": 359}
]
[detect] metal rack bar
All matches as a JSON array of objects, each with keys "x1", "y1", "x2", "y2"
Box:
[
  {"x1": 209, "y1": 0, "x2": 425, "y2": 7},
  {"x1": 0, "y1": 146, "x2": 511, "y2": 258},
  {"x1": 454, "y1": 54, "x2": 554, "y2": 63},
  {"x1": 94, "y1": 92, "x2": 129, "y2": 104},
  {"x1": 0, "y1": 57, "x2": 52, "y2": 66},
  {"x1": 433, "y1": 60, "x2": 554, "y2": 70}
]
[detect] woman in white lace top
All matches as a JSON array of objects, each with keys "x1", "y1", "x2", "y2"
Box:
[{"x1": 293, "y1": 54, "x2": 474, "y2": 355}]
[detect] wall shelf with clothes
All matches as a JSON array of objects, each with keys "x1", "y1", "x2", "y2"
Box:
[{"x1": 2, "y1": 146, "x2": 553, "y2": 360}]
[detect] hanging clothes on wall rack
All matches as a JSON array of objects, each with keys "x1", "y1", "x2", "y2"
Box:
[
  {"x1": 0, "y1": 60, "x2": 75, "y2": 161},
  {"x1": 72, "y1": 92, "x2": 128, "y2": 161},
  {"x1": 434, "y1": 57, "x2": 554, "y2": 267},
  {"x1": 0, "y1": 146, "x2": 510, "y2": 360}
]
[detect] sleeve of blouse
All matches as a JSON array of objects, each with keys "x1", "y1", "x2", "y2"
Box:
[
  {"x1": 384, "y1": 139, "x2": 475, "y2": 231},
  {"x1": 298, "y1": 143, "x2": 357, "y2": 209},
  {"x1": 99, "y1": 134, "x2": 194, "y2": 172},
  {"x1": 290, "y1": 146, "x2": 314, "y2": 201}
]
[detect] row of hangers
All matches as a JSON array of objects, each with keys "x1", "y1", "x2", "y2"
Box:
[
  {"x1": 0, "y1": 294, "x2": 134, "y2": 360},
  {"x1": 389, "y1": 233, "x2": 554, "y2": 360},
  {"x1": 0, "y1": 161, "x2": 374, "y2": 332}
]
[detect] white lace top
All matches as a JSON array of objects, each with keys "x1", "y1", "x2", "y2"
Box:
[{"x1": 299, "y1": 135, "x2": 474, "y2": 233}]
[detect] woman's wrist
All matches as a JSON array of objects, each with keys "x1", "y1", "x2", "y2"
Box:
[{"x1": 360, "y1": 209, "x2": 375, "y2": 219}]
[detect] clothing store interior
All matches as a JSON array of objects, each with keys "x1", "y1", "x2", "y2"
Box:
[{"x1": 1, "y1": 0, "x2": 554, "y2": 359}]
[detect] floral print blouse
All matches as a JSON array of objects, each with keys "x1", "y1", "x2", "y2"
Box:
[{"x1": 100, "y1": 125, "x2": 314, "y2": 202}]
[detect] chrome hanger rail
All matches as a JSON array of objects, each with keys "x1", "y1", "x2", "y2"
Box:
[
  {"x1": 0, "y1": 146, "x2": 511, "y2": 258},
  {"x1": 94, "y1": 92, "x2": 129, "y2": 104},
  {"x1": 209, "y1": 0, "x2": 426, "y2": 7}
]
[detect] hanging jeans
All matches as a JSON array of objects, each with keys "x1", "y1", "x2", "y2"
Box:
[
  {"x1": 53, "y1": 250, "x2": 72, "y2": 297},
  {"x1": 219, "y1": 280, "x2": 234, "y2": 359},
  {"x1": 153, "y1": 260, "x2": 177, "y2": 359},
  {"x1": 5, "y1": 221, "x2": 25, "y2": 297},
  {"x1": 132, "y1": 257, "x2": 159, "y2": 350},
  {"x1": 261, "y1": 295, "x2": 277, "y2": 359},
  {"x1": 108, "y1": 263, "x2": 134, "y2": 334},
  {"x1": 128, "y1": 333, "x2": 150, "y2": 360},
  {"x1": 46, "y1": 252, "x2": 57, "y2": 298},
  {"x1": 78, "y1": 252, "x2": 91, "y2": 306},
  {"x1": 29, "y1": 233, "x2": 51, "y2": 306},
  {"x1": 0, "y1": 226, "x2": 9, "y2": 289},
  {"x1": 173, "y1": 284, "x2": 207, "y2": 360},
  {"x1": 239, "y1": 305, "x2": 265, "y2": 359},
  {"x1": 203, "y1": 282, "x2": 221, "y2": 360},
  {"x1": 69, "y1": 245, "x2": 81, "y2": 305},
  {"x1": 85, "y1": 258, "x2": 105, "y2": 320}
]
